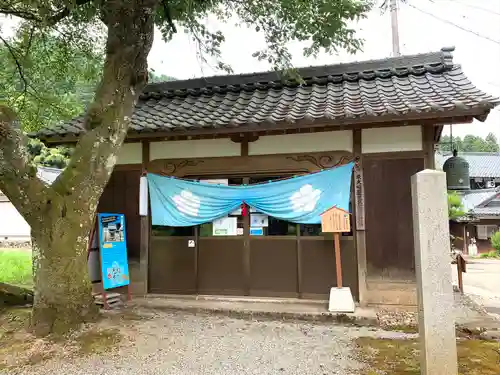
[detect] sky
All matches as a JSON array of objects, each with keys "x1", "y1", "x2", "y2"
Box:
[
  {"x1": 1, "y1": 0, "x2": 499, "y2": 139},
  {"x1": 146, "y1": 0, "x2": 500, "y2": 139}
]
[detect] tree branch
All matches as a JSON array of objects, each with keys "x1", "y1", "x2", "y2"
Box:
[
  {"x1": 48, "y1": 0, "x2": 92, "y2": 25},
  {"x1": 51, "y1": 0, "x2": 158, "y2": 211},
  {"x1": 0, "y1": 106, "x2": 47, "y2": 226},
  {"x1": 162, "y1": 0, "x2": 177, "y2": 33},
  {"x1": 0, "y1": 8, "x2": 40, "y2": 22},
  {"x1": 0, "y1": 0, "x2": 92, "y2": 26},
  {"x1": 0, "y1": 35, "x2": 28, "y2": 92}
]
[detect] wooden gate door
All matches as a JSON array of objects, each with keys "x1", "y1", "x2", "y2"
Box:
[{"x1": 363, "y1": 157, "x2": 424, "y2": 279}]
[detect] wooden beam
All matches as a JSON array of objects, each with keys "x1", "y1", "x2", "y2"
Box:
[
  {"x1": 142, "y1": 141, "x2": 150, "y2": 171},
  {"x1": 362, "y1": 150, "x2": 425, "y2": 160},
  {"x1": 422, "y1": 125, "x2": 436, "y2": 169},
  {"x1": 241, "y1": 139, "x2": 249, "y2": 157},
  {"x1": 242, "y1": 178, "x2": 251, "y2": 296},
  {"x1": 353, "y1": 129, "x2": 368, "y2": 306},
  {"x1": 139, "y1": 140, "x2": 150, "y2": 296},
  {"x1": 296, "y1": 223, "x2": 302, "y2": 298}
]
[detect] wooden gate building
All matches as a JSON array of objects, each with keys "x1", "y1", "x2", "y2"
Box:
[{"x1": 35, "y1": 47, "x2": 499, "y2": 306}]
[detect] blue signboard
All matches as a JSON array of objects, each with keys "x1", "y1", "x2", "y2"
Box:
[
  {"x1": 98, "y1": 213, "x2": 130, "y2": 290},
  {"x1": 250, "y1": 227, "x2": 264, "y2": 236}
]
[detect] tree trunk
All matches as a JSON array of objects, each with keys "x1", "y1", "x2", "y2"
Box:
[
  {"x1": 27, "y1": 0, "x2": 158, "y2": 336},
  {"x1": 30, "y1": 196, "x2": 98, "y2": 336}
]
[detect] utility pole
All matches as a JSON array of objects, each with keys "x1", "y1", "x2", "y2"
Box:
[{"x1": 390, "y1": 0, "x2": 401, "y2": 56}]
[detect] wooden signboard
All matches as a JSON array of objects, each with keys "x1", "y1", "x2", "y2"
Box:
[
  {"x1": 320, "y1": 207, "x2": 351, "y2": 289},
  {"x1": 321, "y1": 207, "x2": 351, "y2": 233},
  {"x1": 354, "y1": 157, "x2": 365, "y2": 230}
]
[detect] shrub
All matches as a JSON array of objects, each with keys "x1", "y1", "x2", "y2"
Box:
[
  {"x1": 490, "y1": 232, "x2": 500, "y2": 256},
  {"x1": 480, "y1": 250, "x2": 499, "y2": 258}
]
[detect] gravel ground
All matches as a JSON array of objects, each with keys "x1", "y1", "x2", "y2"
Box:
[{"x1": 9, "y1": 310, "x2": 367, "y2": 375}]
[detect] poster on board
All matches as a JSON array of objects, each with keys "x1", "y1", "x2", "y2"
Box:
[
  {"x1": 212, "y1": 216, "x2": 237, "y2": 236},
  {"x1": 250, "y1": 214, "x2": 268, "y2": 228},
  {"x1": 98, "y1": 213, "x2": 130, "y2": 290}
]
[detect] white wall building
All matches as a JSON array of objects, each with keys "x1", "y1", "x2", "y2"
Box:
[{"x1": 0, "y1": 167, "x2": 62, "y2": 242}]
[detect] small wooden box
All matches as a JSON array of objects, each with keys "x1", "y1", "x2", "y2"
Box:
[{"x1": 321, "y1": 207, "x2": 351, "y2": 233}]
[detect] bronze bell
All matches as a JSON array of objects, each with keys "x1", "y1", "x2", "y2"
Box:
[{"x1": 443, "y1": 150, "x2": 470, "y2": 190}]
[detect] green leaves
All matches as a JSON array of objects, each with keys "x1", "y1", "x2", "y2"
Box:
[
  {"x1": 0, "y1": 26, "x2": 103, "y2": 132},
  {"x1": 27, "y1": 138, "x2": 72, "y2": 169},
  {"x1": 156, "y1": 0, "x2": 372, "y2": 73},
  {"x1": 448, "y1": 191, "x2": 466, "y2": 220},
  {"x1": 439, "y1": 133, "x2": 500, "y2": 153}
]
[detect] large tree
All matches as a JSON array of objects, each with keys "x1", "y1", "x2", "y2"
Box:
[
  {"x1": 0, "y1": 0, "x2": 372, "y2": 336},
  {"x1": 439, "y1": 133, "x2": 500, "y2": 153}
]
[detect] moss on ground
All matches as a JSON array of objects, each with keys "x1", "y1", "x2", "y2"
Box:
[
  {"x1": 0, "y1": 306, "x2": 123, "y2": 371},
  {"x1": 356, "y1": 337, "x2": 500, "y2": 375},
  {"x1": 0, "y1": 307, "x2": 31, "y2": 339}
]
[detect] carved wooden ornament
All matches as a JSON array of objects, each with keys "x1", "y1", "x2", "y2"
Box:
[{"x1": 321, "y1": 207, "x2": 351, "y2": 233}]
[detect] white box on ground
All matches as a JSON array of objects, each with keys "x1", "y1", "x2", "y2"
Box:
[{"x1": 328, "y1": 287, "x2": 355, "y2": 313}]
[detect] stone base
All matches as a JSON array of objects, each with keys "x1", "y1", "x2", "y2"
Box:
[
  {"x1": 328, "y1": 287, "x2": 355, "y2": 313},
  {"x1": 366, "y1": 280, "x2": 417, "y2": 306}
]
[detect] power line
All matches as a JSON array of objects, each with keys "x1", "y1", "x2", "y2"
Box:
[
  {"x1": 406, "y1": 3, "x2": 500, "y2": 45},
  {"x1": 433, "y1": 0, "x2": 500, "y2": 17}
]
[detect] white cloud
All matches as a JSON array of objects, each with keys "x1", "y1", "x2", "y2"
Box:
[
  {"x1": 172, "y1": 190, "x2": 201, "y2": 217},
  {"x1": 290, "y1": 184, "x2": 321, "y2": 213}
]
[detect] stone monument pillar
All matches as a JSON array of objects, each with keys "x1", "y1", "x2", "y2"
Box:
[{"x1": 411, "y1": 170, "x2": 458, "y2": 375}]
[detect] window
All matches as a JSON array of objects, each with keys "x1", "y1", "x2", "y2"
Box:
[
  {"x1": 152, "y1": 225, "x2": 195, "y2": 237},
  {"x1": 477, "y1": 225, "x2": 498, "y2": 240}
]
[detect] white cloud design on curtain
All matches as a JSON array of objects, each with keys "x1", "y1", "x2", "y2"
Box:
[
  {"x1": 172, "y1": 190, "x2": 201, "y2": 217},
  {"x1": 290, "y1": 184, "x2": 321, "y2": 213}
]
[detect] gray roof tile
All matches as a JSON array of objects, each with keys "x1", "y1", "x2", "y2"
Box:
[
  {"x1": 32, "y1": 47, "x2": 500, "y2": 140},
  {"x1": 458, "y1": 189, "x2": 497, "y2": 211},
  {"x1": 455, "y1": 188, "x2": 500, "y2": 218}
]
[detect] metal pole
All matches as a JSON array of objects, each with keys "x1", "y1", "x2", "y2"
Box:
[{"x1": 390, "y1": 0, "x2": 401, "y2": 56}]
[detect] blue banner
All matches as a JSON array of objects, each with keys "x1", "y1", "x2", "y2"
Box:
[
  {"x1": 98, "y1": 213, "x2": 130, "y2": 290},
  {"x1": 148, "y1": 162, "x2": 354, "y2": 226}
]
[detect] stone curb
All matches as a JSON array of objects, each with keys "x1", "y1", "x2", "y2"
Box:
[
  {"x1": 132, "y1": 301, "x2": 500, "y2": 337},
  {"x1": 135, "y1": 303, "x2": 380, "y2": 327}
]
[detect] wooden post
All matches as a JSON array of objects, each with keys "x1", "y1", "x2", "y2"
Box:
[
  {"x1": 462, "y1": 224, "x2": 467, "y2": 255},
  {"x1": 139, "y1": 141, "x2": 150, "y2": 296},
  {"x1": 334, "y1": 233, "x2": 343, "y2": 288},
  {"x1": 457, "y1": 257, "x2": 463, "y2": 294},
  {"x1": 321, "y1": 206, "x2": 354, "y2": 313}
]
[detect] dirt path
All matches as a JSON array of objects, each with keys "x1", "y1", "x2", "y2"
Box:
[
  {"x1": 453, "y1": 258, "x2": 500, "y2": 320},
  {"x1": 7, "y1": 308, "x2": 370, "y2": 375}
]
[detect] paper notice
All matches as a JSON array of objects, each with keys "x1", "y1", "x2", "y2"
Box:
[{"x1": 213, "y1": 217, "x2": 237, "y2": 236}]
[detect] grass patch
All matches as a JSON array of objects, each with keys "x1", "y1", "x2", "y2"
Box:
[
  {"x1": 74, "y1": 328, "x2": 122, "y2": 355},
  {"x1": 479, "y1": 250, "x2": 500, "y2": 259},
  {"x1": 357, "y1": 337, "x2": 500, "y2": 375},
  {"x1": 0, "y1": 250, "x2": 32, "y2": 288}
]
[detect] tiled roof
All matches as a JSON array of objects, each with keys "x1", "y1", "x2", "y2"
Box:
[
  {"x1": 33, "y1": 47, "x2": 500, "y2": 140},
  {"x1": 455, "y1": 187, "x2": 500, "y2": 218},
  {"x1": 459, "y1": 188, "x2": 497, "y2": 211},
  {"x1": 473, "y1": 207, "x2": 500, "y2": 217},
  {"x1": 435, "y1": 152, "x2": 500, "y2": 178}
]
